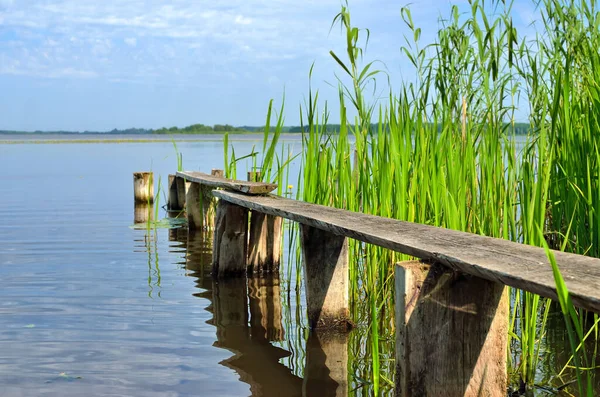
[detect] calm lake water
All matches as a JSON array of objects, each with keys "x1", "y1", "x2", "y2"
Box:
[
  {"x1": 0, "y1": 134, "x2": 595, "y2": 396},
  {"x1": 0, "y1": 136, "x2": 321, "y2": 397}
]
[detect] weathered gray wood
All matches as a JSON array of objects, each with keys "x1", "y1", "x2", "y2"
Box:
[
  {"x1": 186, "y1": 182, "x2": 203, "y2": 229},
  {"x1": 304, "y1": 332, "x2": 348, "y2": 397},
  {"x1": 177, "y1": 171, "x2": 277, "y2": 194},
  {"x1": 395, "y1": 261, "x2": 508, "y2": 396},
  {"x1": 211, "y1": 168, "x2": 224, "y2": 178},
  {"x1": 247, "y1": 171, "x2": 283, "y2": 274},
  {"x1": 212, "y1": 200, "x2": 249, "y2": 278},
  {"x1": 213, "y1": 190, "x2": 600, "y2": 314},
  {"x1": 176, "y1": 175, "x2": 187, "y2": 209},
  {"x1": 133, "y1": 172, "x2": 154, "y2": 203},
  {"x1": 300, "y1": 224, "x2": 350, "y2": 329},
  {"x1": 167, "y1": 174, "x2": 181, "y2": 211},
  {"x1": 248, "y1": 277, "x2": 284, "y2": 342}
]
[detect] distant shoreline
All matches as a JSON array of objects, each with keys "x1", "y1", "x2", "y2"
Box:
[{"x1": 0, "y1": 133, "x2": 304, "y2": 144}]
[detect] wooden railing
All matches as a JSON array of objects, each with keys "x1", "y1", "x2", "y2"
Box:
[{"x1": 165, "y1": 170, "x2": 600, "y2": 397}]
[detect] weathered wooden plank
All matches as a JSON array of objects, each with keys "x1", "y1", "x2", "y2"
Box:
[
  {"x1": 212, "y1": 190, "x2": 600, "y2": 314},
  {"x1": 176, "y1": 171, "x2": 277, "y2": 194},
  {"x1": 395, "y1": 261, "x2": 507, "y2": 396},
  {"x1": 301, "y1": 224, "x2": 351, "y2": 329}
]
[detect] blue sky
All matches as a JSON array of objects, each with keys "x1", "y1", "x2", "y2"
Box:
[{"x1": 0, "y1": 0, "x2": 536, "y2": 131}]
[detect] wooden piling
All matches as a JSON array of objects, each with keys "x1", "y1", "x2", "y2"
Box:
[
  {"x1": 176, "y1": 176, "x2": 187, "y2": 209},
  {"x1": 186, "y1": 182, "x2": 203, "y2": 230},
  {"x1": 133, "y1": 172, "x2": 154, "y2": 203},
  {"x1": 247, "y1": 171, "x2": 283, "y2": 274},
  {"x1": 133, "y1": 202, "x2": 154, "y2": 224},
  {"x1": 394, "y1": 261, "x2": 508, "y2": 397},
  {"x1": 167, "y1": 174, "x2": 180, "y2": 211},
  {"x1": 212, "y1": 200, "x2": 249, "y2": 277},
  {"x1": 300, "y1": 225, "x2": 350, "y2": 330}
]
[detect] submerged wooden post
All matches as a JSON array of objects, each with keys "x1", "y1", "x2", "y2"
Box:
[
  {"x1": 248, "y1": 277, "x2": 284, "y2": 342},
  {"x1": 133, "y1": 202, "x2": 154, "y2": 224},
  {"x1": 167, "y1": 174, "x2": 181, "y2": 211},
  {"x1": 247, "y1": 171, "x2": 283, "y2": 274},
  {"x1": 133, "y1": 172, "x2": 154, "y2": 203},
  {"x1": 300, "y1": 225, "x2": 350, "y2": 330},
  {"x1": 394, "y1": 261, "x2": 508, "y2": 397},
  {"x1": 212, "y1": 200, "x2": 249, "y2": 278},
  {"x1": 304, "y1": 332, "x2": 349, "y2": 397}
]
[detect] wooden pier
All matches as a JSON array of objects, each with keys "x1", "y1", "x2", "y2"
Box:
[{"x1": 155, "y1": 170, "x2": 600, "y2": 396}]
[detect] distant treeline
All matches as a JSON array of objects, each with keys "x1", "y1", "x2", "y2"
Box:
[{"x1": 0, "y1": 122, "x2": 532, "y2": 135}]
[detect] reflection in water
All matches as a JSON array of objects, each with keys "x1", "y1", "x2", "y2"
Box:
[
  {"x1": 171, "y1": 229, "x2": 348, "y2": 396},
  {"x1": 133, "y1": 228, "x2": 162, "y2": 298}
]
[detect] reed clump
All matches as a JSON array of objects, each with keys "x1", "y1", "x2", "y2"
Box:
[{"x1": 293, "y1": 0, "x2": 600, "y2": 394}]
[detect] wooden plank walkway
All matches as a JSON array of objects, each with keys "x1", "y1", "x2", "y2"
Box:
[
  {"x1": 213, "y1": 189, "x2": 600, "y2": 314},
  {"x1": 176, "y1": 171, "x2": 277, "y2": 194}
]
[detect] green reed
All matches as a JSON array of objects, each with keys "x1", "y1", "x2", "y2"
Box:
[{"x1": 293, "y1": 0, "x2": 600, "y2": 393}]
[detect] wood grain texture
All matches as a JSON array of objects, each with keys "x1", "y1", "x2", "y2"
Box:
[
  {"x1": 176, "y1": 171, "x2": 277, "y2": 194},
  {"x1": 175, "y1": 176, "x2": 187, "y2": 209},
  {"x1": 213, "y1": 190, "x2": 600, "y2": 314},
  {"x1": 248, "y1": 211, "x2": 283, "y2": 274},
  {"x1": 301, "y1": 224, "x2": 350, "y2": 329},
  {"x1": 395, "y1": 262, "x2": 507, "y2": 396},
  {"x1": 212, "y1": 200, "x2": 249, "y2": 278}
]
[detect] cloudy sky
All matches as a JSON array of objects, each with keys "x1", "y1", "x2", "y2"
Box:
[{"x1": 0, "y1": 0, "x2": 536, "y2": 131}]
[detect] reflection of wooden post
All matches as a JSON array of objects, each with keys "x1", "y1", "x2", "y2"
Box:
[
  {"x1": 133, "y1": 172, "x2": 154, "y2": 203},
  {"x1": 395, "y1": 261, "x2": 508, "y2": 397},
  {"x1": 248, "y1": 277, "x2": 284, "y2": 342},
  {"x1": 213, "y1": 277, "x2": 250, "y2": 342},
  {"x1": 212, "y1": 200, "x2": 249, "y2": 278},
  {"x1": 134, "y1": 202, "x2": 154, "y2": 224},
  {"x1": 304, "y1": 332, "x2": 348, "y2": 397},
  {"x1": 300, "y1": 225, "x2": 350, "y2": 329},
  {"x1": 248, "y1": 171, "x2": 283, "y2": 274},
  {"x1": 168, "y1": 174, "x2": 180, "y2": 210}
]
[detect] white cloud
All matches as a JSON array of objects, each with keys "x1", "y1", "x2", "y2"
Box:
[
  {"x1": 234, "y1": 15, "x2": 252, "y2": 25},
  {"x1": 124, "y1": 37, "x2": 137, "y2": 47}
]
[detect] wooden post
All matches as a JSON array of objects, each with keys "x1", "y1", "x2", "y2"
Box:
[
  {"x1": 133, "y1": 202, "x2": 154, "y2": 224},
  {"x1": 176, "y1": 176, "x2": 187, "y2": 209},
  {"x1": 186, "y1": 182, "x2": 203, "y2": 230},
  {"x1": 133, "y1": 172, "x2": 154, "y2": 203},
  {"x1": 395, "y1": 261, "x2": 508, "y2": 397},
  {"x1": 300, "y1": 224, "x2": 351, "y2": 330},
  {"x1": 212, "y1": 168, "x2": 224, "y2": 178},
  {"x1": 247, "y1": 171, "x2": 283, "y2": 274},
  {"x1": 304, "y1": 331, "x2": 348, "y2": 397},
  {"x1": 248, "y1": 277, "x2": 284, "y2": 342},
  {"x1": 167, "y1": 174, "x2": 180, "y2": 211},
  {"x1": 212, "y1": 200, "x2": 249, "y2": 278}
]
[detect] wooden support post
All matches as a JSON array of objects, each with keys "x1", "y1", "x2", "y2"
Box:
[
  {"x1": 212, "y1": 200, "x2": 249, "y2": 278},
  {"x1": 167, "y1": 174, "x2": 180, "y2": 211},
  {"x1": 395, "y1": 261, "x2": 508, "y2": 397},
  {"x1": 300, "y1": 224, "x2": 350, "y2": 330},
  {"x1": 176, "y1": 176, "x2": 187, "y2": 209},
  {"x1": 247, "y1": 171, "x2": 283, "y2": 274},
  {"x1": 133, "y1": 202, "x2": 153, "y2": 224},
  {"x1": 133, "y1": 172, "x2": 154, "y2": 203},
  {"x1": 304, "y1": 331, "x2": 348, "y2": 397},
  {"x1": 248, "y1": 277, "x2": 284, "y2": 342},
  {"x1": 186, "y1": 182, "x2": 203, "y2": 230},
  {"x1": 211, "y1": 168, "x2": 224, "y2": 178}
]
